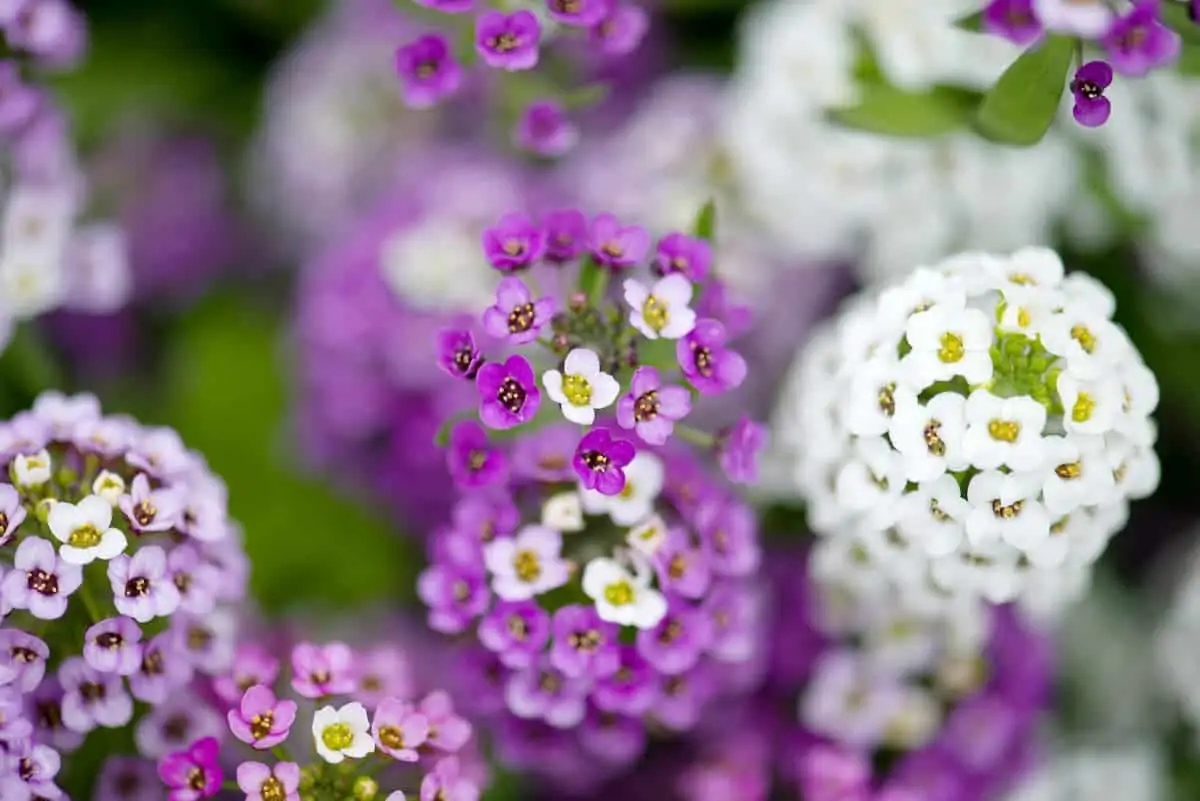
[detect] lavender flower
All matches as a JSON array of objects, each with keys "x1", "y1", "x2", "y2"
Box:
[
  {"x1": 1101, "y1": 0, "x2": 1180, "y2": 76},
  {"x1": 983, "y1": 0, "x2": 1044, "y2": 45},
  {"x1": 588, "y1": 213, "x2": 650, "y2": 271},
  {"x1": 653, "y1": 232, "x2": 712, "y2": 282},
  {"x1": 108, "y1": 545, "x2": 181, "y2": 622},
  {"x1": 515, "y1": 100, "x2": 579, "y2": 158},
  {"x1": 1071, "y1": 60, "x2": 1114, "y2": 128},
  {"x1": 1, "y1": 537, "x2": 82, "y2": 620},
  {"x1": 395, "y1": 34, "x2": 463, "y2": 109},
  {"x1": 714, "y1": 417, "x2": 768, "y2": 484},
  {"x1": 479, "y1": 600, "x2": 552, "y2": 668},
  {"x1": 590, "y1": 3, "x2": 649, "y2": 56},
  {"x1": 477, "y1": 355, "x2": 542, "y2": 430},
  {"x1": 83, "y1": 616, "x2": 143, "y2": 676},
  {"x1": 542, "y1": 209, "x2": 589, "y2": 264},
  {"x1": 476, "y1": 10, "x2": 542, "y2": 71},
  {"x1": 447, "y1": 420, "x2": 509, "y2": 489},
  {"x1": 482, "y1": 277, "x2": 555, "y2": 345},
  {"x1": 372, "y1": 697, "x2": 429, "y2": 760},
  {"x1": 616, "y1": 366, "x2": 691, "y2": 445},
  {"x1": 59, "y1": 657, "x2": 134, "y2": 732},
  {"x1": 237, "y1": 761, "x2": 302, "y2": 801},
  {"x1": 482, "y1": 212, "x2": 546, "y2": 273},
  {"x1": 678, "y1": 319, "x2": 747, "y2": 395},
  {"x1": 290, "y1": 641, "x2": 357, "y2": 698},
  {"x1": 227, "y1": 685, "x2": 298, "y2": 749},
  {"x1": 549, "y1": 604, "x2": 621, "y2": 678}
]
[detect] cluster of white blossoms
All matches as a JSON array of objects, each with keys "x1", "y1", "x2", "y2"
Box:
[{"x1": 771, "y1": 248, "x2": 1160, "y2": 613}]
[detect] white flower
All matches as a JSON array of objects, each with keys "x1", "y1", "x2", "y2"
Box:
[
  {"x1": 990, "y1": 246, "x2": 1065, "y2": 290},
  {"x1": 627, "y1": 514, "x2": 668, "y2": 557},
  {"x1": 844, "y1": 357, "x2": 919, "y2": 437},
  {"x1": 542, "y1": 348, "x2": 620, "y2": 426},
  {"x1": 12, "y1": 449, "x2": 52, "y2": 487},
  {"x1": 62, "y1": 224, "x2": 133, "y2": 314},
  {"x1": 623, "y1": 274, "x2": 697, "y2": 339},
  {"x1": 898, "y1": 474, "x2": 971, "y2": 557},
  {"x1": 929, "y1": 540, "x2": 1022, "y2": 604},
  {"x1": 1040, "y1": 435, "x2": 1114, "y2": 516},
  {"x1": 378, "y1": 219, "x2": 498, "y2": 312},
  {"x1": 91, "y1": 471, "x2": 126, "y2": 506},
  {"x1": 962, "y1": 390, "x2": 1047, "y2": 471},
  {"x1": 581, "y1": 451, "x2": 663, "y2": 526},
  {"x1": 582, "y1": 555, "x2": 667, "y2": 629},
  {"x1": 902, "y1": 302, "x2": 994, "y2": 387},
  {"x1": 876, "y1": 267, "x2": 966, "y2": 332},
  {"x1": 1033, "y1": 0, "x2": 1114, "y2": 38},
  {"x1": 48, "y1": 494, "x2": 128, "y2": 565},
  {"x1": 483, "y1": 525, "x2": 570, "y2": 601},
  {"x1": 1105, "y1": 434, "x2": 1161, "y2": 501},
  {"x1": 882, "y1": 686, "x2": 941, "y2": 749},
  {"x1": 965, "y1": 470, "x2": 1050, "y2": 552},
  {"x1": 1057, "y1": 374, "x2": 1121, "y2": 436},
  {"x1": 541, "y1": 492, "x2": 584, "y2": 532},
  {"x1": 834, "y1": 437, "x2": 906, "y2": 531},
  {"x1": 1114, "y1": 360, "x2": 1159, "y2": 444},
  {"x1": 801, "y1": 649, "x2": 902, "y2": 749},
  {"x1": 312, "y1": 702, "x2": 375, "y2": 764},
  {"x1": 997, "y1": 285, "x2": 1062, "y2": 337},
  {"x1": 889, "y1": 393, "x2": 969, "y2": 482},
  {"x1": 1059, "y1": 271, "x2": 1116, "y2": 318},
  {"x1": 1041, "y1": 310, "x2": 1130, "y2": 381}
]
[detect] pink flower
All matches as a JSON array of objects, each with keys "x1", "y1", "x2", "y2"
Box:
[
  {"x1": 227, "y1": 685, "x2": 297, "y2": 749},
  {"x1": 237, "y1": 761, "x2": 301, "y2": 801},
  {"x1": 290, "y1": 641, "x2": 356, "y2": 699},
  {"x1": 158, "y1": 737, "x2": 223, "y2": 801}
]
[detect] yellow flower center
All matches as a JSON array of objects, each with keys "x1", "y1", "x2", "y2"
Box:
[
  {"x1": 618, "y1": 481, "x2": 636, "y2": 500},
  {"x1": 562, "y1": 374, "x2": 592, "y2": 407},
  {"x1": 1050, "y1": 516, "x2": 1069, "y2": 535},
  {"x1": 1072, "y1": 392, "x2": 1095, "y2": 423},
  {"x1": 937, "y1": 332, "x2": 965, "y2": 363},
  {"x1": 68, "y1": 524, "x2": 102, "y2": 549},
  {"x1": 261, "y1": 777, "x2": 285, "y2": 801},
  {"x1": 378, "y1": 725, "x2": 406, "y2": 750},
  {"x1": 929, "y1": 499, "x2": 952, "y2": 522},
  {"x1": 642, "y1": 295, "x2": 669, "y2": 332},
  {"x1": 1007, "y1": 272, "x2": 1035, "y2": 285},
  {"x1": 987, "y1": 420, "x2": 1020, "y2": 442},
  {"x1": 603, "y1": 580, "x2": 635, "y2": 606},
  {"x1": 1054, "y1": 461, "x2": 1082, "y2": 479},
  {"x1": 513, "y1": 550, "x2": 542, "y2": 583},
  {"x1": 991, "y1": 499, "x2": 1023, "y2": 519},
  {"x1": 1070, "y1": 324, "x2": 1097, "y2": 354},
  {"x1": 321, "y1": 722, "x2": 354, "y2": 751},
  {"x1": 877, "y1": 383, "x2": 896, "y2": 416},
  {"x1": 923, "y1": 420, "x2": 946, "y2": 456},
  {"x1": 1016, "y1": 307, "x2": 1032, "y2": 328}
]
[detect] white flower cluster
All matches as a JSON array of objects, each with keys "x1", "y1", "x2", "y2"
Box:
[
  {"x1": 723, "y1": 0, "x2": 1079, "y2": 285},
  {"x1": 771, "y1": 248, "x2": 1159, "y2": 613}
]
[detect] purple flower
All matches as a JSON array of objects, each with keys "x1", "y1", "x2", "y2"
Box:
[
  {"x1": 352, "y1": 645, "x2": 416, "y2": 708},
  {"x1": 616, "y1": 366, "x2": 691, "y2": 445},
  {"x1": 542, "y1": 209, "x2": 589, "y2": 264},
  {"x1": 213, "y1": 643, "x2": 280, "y2": 705},
  {"x1": 505, "y1": 657, "x2": 591, "y2": 728},
  {"x1": 0, "y1": 483, "x2": 27, "y2": 545},
  {"x1": 167, "y1": 544, "x2": 220, "y2": 616},
  {"x1": 1102, "y1": 0, "x2": 1180, "y2": 76},
  {"x1": 119, "y1": 473, "x2": 184, "y2": 534},
  {"x1": 129, "y1": 633, "x2": 193, "y2": 704},
  {"x1": 290, "y1": 642, "x2": 357, "y2": 699},
  {"x1": 395, "y1": 35, "x2": 463, "y2": 109},
  {"x1": 590, "y1": 3, "x2": 649, "y2": 56},
  {"x1": 0, "y1": 630, "x2": 48, "y2": 693},
  {"x1": 158, "y1": 736, "x2": 222, "y2": 801},
  {"x1": 515, "y1": 100, "x2": 579, "y2": 158},
  {"x1": 97, "y1": 756, "x2": 161, "y2": 801},
  {"x1": 59, "y1": 657, "x2": 134, "y2": 733},
  {"x1": 420, "y1": 757, "x2": 480, "y2": 801},
  {"x1": 237, "y1": 761, "x2": 301, "y2": 801},
  {"x1": 704, "y1": 581, "x2": 763, "y2": 663},
  {"x1": 413, "y1": 0, "x2": 474, "y2": 11},
  {"x1": 447, "y1": 420, "x2": 509, "y2": 490},
  {"x1": 482, "y1": 277, "x2": 555, "y2": 345},
  {"x1": 636, "y1": 597, "x2": 713, "y2": 675},
  {"x1": 2, "y1": 742, "x2": 62, "y2": 800},
  {"x1": 591, "y1": 645, "x2": 658, "y2": 716},
  {"x1": 135, "y1": 691, "x2": 223, "y2": 760},
  {"x1": 418, "y1": 562, "x2": 489, "y2": 634},
  {"x1": 588, "y1": 212, "x2": 649, "y2": 271},
  {"x1": 982, "y1": 0, "x2": 1044, "y2": 45},
  {"x1": 482, "y1": 212, "x2": 546, "y2": 272},
  {"x1": 653, "y1": 233, "x2": 712, "y2": 282},
  {"x1": 715, "y1": 417, "x2": 768, "y2": 484},
  {"x1": 476, "y1": 355, "x2": 541, "y2": 430},
  {"x1": 677, "y1": 319, "x2": 747, "y2": 395},
  {"x1": 419, "y1": 690, "x2": 473, "y2": 751},
  {"x1": 577, "y1": 708, "x2": 647, "y2": 766},
  {"x1": 653, "y1": 527, "x2": 711, "y2": 598},
  {"x1": 28, "y1": 677, "x2": 83, "y2": 753},
  {"x1": 476, "y1": 10, "x2": 542, "y2": 71},
  {"x1": 549, "y1": 604, "x2": 620, "y2": 679},
  {"x1": 1070, "y1": 60, "x2": 1114, "y2": 127},
  {"x1": 650, "y1": 664, "x2": 714, "y2": 731},
  {"x1": 84, "y1": 616, "x2": 144, "y2": 676},
  {"x1": 697, "y1": 498, "x2": 760, "y2": 578},
  {"x1": 127, "y1": 426, "x2": 192, "y2": 479},
  {"x1": 0, "y1": 62, "x2": 39, "y2": 135},
  {"x1": 227, "y1": 685, "x2": 297, "y2": 749},
  {"x1": 573, "y1": 428, "x2": 636, "y2": 495},
  {"x1": 479, "y1": 600, "x2": 551, "y2": 668},
  {"x1": 511, "y1": 423, "x2": 577, "y2": 482},
  {"x1": 372, "y1": 697, "x2": 429, "y2": 761},
  {"x1": 797, "y1": 745, "x2": 871, "y2": 801},
  {"x1": 452, "y1": 493, "x2": 520, "y2": 548},
  {"x1": 483, "y1": 524, "x2": 571, "y2": 601},
  {"x1": 545, "y1": 0, "x2": 609, "y2": 25},
  {"x1": 107, "y1": 545, "x2": 181, "y2": 623},
  {"x1": 437, "y1": 329, "x2": 484, "y2": 380},
  {"x1": 1, "y1": 537, "x2": 82, "y2": 620}
]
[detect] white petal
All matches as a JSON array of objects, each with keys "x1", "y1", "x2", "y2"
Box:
[
  {"x1": 94, "y1": 529, "x2": 128, "y2": 561},
  {"x1": 622, "y1": 279, "x2": 649, "y2": 309},
  {"x1": 78, "y1": 495, "x2": 114, "y2": 529},
  {"x1": 542, "y1": 370, "x2": 566, "y2": 405},
  {"x1": 629, "y1": 313, "x2": 659, "y2": 340},
  {"x1": 345, "y1": 731, "x2": 377, "y2": 758},
  {"x1": 484, "y1": 539, "x2": 516, "y2": 576},
  {"x1": 564, "y1": 348, "x2": 601, "y2": 378},
  {"x1": 582, "y1": 558, "x2": 622, "y2": 599},
  {"x1": 589, "y1": 373, "x2": 621, "y2": 410},
  {"x1": 654, "y1": 274, "x2": 694, "y2": 306},
  {"x1": 660, "y1": 307, "x2": 697, "y2": 339},
  {"x1": 632, "y1": 588, "x2": 668, "y2": 629},
  {"x1": 47, "y1": 503, "x2": 81, "y2": 543},
  {"x1": 57, "y1": 544, "x2": 92, "y2": 566},
  {"x1": 561, "y1": 404, "x2": 596, "y2": 426}
]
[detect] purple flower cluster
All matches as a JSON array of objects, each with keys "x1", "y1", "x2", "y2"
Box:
[
  {"x1": 982, "y1": 0, "x2": 1182, "y2": 127},
  {"x1": 0, "y1": 391, "x2": 248, "y2": 795}
]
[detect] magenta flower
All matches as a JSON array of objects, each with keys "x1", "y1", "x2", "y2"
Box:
[
  {"x1": 588, "y1": 213, "x2": 649, "y2": 271},
  {"x1": 677, "y1": 319, "x2": 747, "y2": 395},
  {"x1": 715, "y1": 417, "x2": 768, "y2": 484},
  {"x1": 413, "y1": 0, "x2": 473, "y2": 11},
  {"x1": 447, "y1": 420, "x2": 508, "y2": 490},
  {"x1": 83, "y1": 616, "x2": 143, "y2": 676},
  {"x1": 1071, "y1": 60, "x2": 1114, "y2": 127},
  {"x1": 476, "y1": 10, "x2": 542, "y2": 71},
  {"x1": 0, "y1": 630, "x2": 48, "y2": 692},
  {"x1": 419, "y1": 690, "x2": 473, "y2": 751},
  {"x1": 60, "y1": 656, "x2": 134, "y2": 732},
  {"x1": 452, "y1": 493, "x2": 520, "y2": 548},
  {"x1": 636, "y1": 597, "x2": 713, "y2": 675},
  {"x1": 653, "y1": 232, "x2": 713, "y2": 282},
  {"x1": 592, "y1": 645, "x2": 657, "y2": 716},
  {"x1": 0, "y1": 482, "x2": 27, "y2": 545},
  {"x1": 107, "y1": 545, "x2": 181, "y2": 623},
  {"x1": 616, "y1": 366, "x2": 692, "y2": 445},
  {"x1": 476, "y1": 355, "x2": 541, "y2": 430},
  {"x1": 546, "y1": 0, "x2": 609, "y2": 26},
  {"x1": 119, "y1": 473, "x2": 184, "y2": 533},
  {"x1": 290, "y1": 642, "x2": 357, "y2": 699},
  {"x1": 1101, "y1": 0, "x2": 1181, "y2": 76},
  {"x1": 158, "y1": 737, "x2": 223, "y2": 801},
  {"x1": 653, "y1": 528, "x2": 711, "y2": 599},
  {"x1": 482, "y1": 277, "x2": 555, "y2": 345},
  {"x1": 590, "y1": 3, "x2": 649, "y2": 56},
  {"x1": 482, "y1": 212, "x2": 546, "y2": 272},
  {"x1": 542, "y1": 209, "x2": 589, "y2": 264},
  {"x1": 436, "y1": 328, "x2": 484, "y2": 380},
  {"x1": 372, "y1": 697, "x2": 430, "y2": 761},
  {"x1": 395, "y1": 34, "x2": 463, "y2": 109},
  {"x1": 1, "y1": 536, "x2": 82, "y2": 620},
  {"x1": 478, "y1": 600, "x2": 552, "y2": 669},
  {"x1": 573, "y1": 428, "x2": 636, "y2": 495},
  {"x1": 227, "y1": 685, "x2": 298, "y2": 749},
  {"x1": 214, "y1": 643, "x2": 280, "y2": 705},
  {"x1": 515, "y1": 100, "x2": 579, "y2": 157},
  {"x1": 982, "y1": 0, "x2": 1044, "y2": 45},
  {"x1": 420, "y1": 757, "x2": 480, "y2": 801},
  {"x1": 797, "y1": 745, "x2": 871, "y2": 801},
  {"x1": 237, "y1": 761, "x2": 301, "y2": 801}
]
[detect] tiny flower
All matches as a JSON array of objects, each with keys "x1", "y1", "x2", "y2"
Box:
[
  {"x1": 1033, "y1": 0, "x2": 1114, "y2": 37},
  {"x1": 624, "y1": 274, "x2": 697, "y2": 340},
  {"x1": 962, "y1": 390, "x2": 1047, "y2": 471},
  {"x1": 4, "y1": 743, "x2": 63, "y2": 800},
  {"x1": 129, "y1": 633, "x2": 193, "y2": 704},
  {"x1": 545, "y1": 0, "x2": 609, "y2": 26},
  {"x1": 48, "y1": 494, "x2": 128, "y2": 565},
  {"x1": 677, "y1": 319, "x2": 747, "y2": 395},
  {"x1": 0, "y1": 62, "x2": 39, "y2": 135},
  {"x1": 581, "y1": 449, "x2": 664, "y2": 525},
  {"x1": 582, "y1": 555, "x2": 667, "y2": 629},
  {"x1": 515, "y1": 100, "x2": 579, "y2": 157},
  {"x1": 983, "y1": 0, "x2": 1044, "y2": 45},
  {"x1": 291, "y1": 642, "x2": 358, "y2": 699},
  {"x1": 478, "y1": 600, "x2": 552, "y2": 668},
  {"x1": 312, "y1": 702, "x2": 375, "y2": 764},
  {"x1": 60, "y1": 656, "x2": 135, "y2": 732},
  {"x1": 420, "y1": 757, "x2": 480, "y2": 801},
  {"x1": 653, "y1": 233, "x2": 712, "y2": 282},
  {"x1": 84, "y1": 616, "x2": 143, "y2": 676},
  {"x1": 797, "y1": 745, "x2": 871, "y2": 801},
  {"x1": 616, "y1": 366, "x2": 691, "y2": 446},
  {"x1": 573, "y1": 428, "x2": 636, "y2": 496},
  {"x1": 446, "y1": 420, "x2": 508, "y2": 489},
  {"x1": 636, "y1": 597, "x2": 713, "y2": 674},
  {"x1": 902, "y1": 301, "x2": 994, "y2": 387},
  {"x1": 372, "y1": 697, "x2": 430, "y2": 761},
  {"x1": 91, "y1": 470, "x2": 126, "y2": 505},
  {"x1": 1101, "y1": 0, "x2": 1181, "y2": 76},
  {"x1": 13, "y1": 449, "x2": 52, "y2": 487},
  {"x1": 107, "y1": 545, "x2": 181, "y2": 623},
  {"x1": 1, "y1": 537, "x2": 82, "y2": 620},
  {"x1": 588, "y1": 213, "x2": 650, "y2": 270},
  {"x1": 541, "y1": 491, "x2": 585, "y2": 532},
  {"x1": 627, "y1": 514, "x2": 668, "y2": 557},
  {"x1": 237, "y1": 761, "x2": 301, "y2": 801},
  {"x1": 0, "y1": 483, "x2": 27, "y2": 545},
  {"x1": 214, "y1": 644, "x2": 280, "y2": 705},
  {"x1": 483, "y1": 524, "x2": 571, "y2": 601},
  {"x1": 965, "y1": 470, "x2": 1051, "y2": 552},
  {"x1": 482, "y1": 277, "x2": 555, "y2": 345},
  {"x1": 889, "y1": 394, "x2": 970, "y2": 483},
  {"x1": 135, "y1": 691, "x2": 223, "y2": 759},
  {"x1": 476, "y1": 10, "x2": 541, "y2": 71},
  {"x1": 0, "y1": 630, "x2": 48, "y2": 692},
  {"x1": 656, "y1": 534, "x2": 711, "y2": 599},
  {"x1": 592, "y1": 645, "x2": 657, "y2": 715},
  {"x1": 542, "y1": 209, "x2": 589, "y2": 264},
  {"x1": 476, "y1": 355, "x2": 542, "y2": 430},
  {"x1": 590, "y1": 3, "x2": 649, "y2": 55},
  {"x1": 158, "y1": 737, "x2": 222, "y2": 801},
  {"x1": 505, "y1": 657, "x2": 591, "y2": 728},
  {"x1": 168, "y1": 544, "x2": 221, "y2": 616},
  {"x1": 395, "y1": 34, "x2": 462, "y2": 109},
  {"x1": 413, "y1": 0, "x2": 473, "y2": 11},
  {"x1": 543, "y1": 348, "x2": 621, "y2": 425},
  {"x1": 715, "y1": 417, "x2": 768, "y2": 484},
  {"x1": 436, "y1": 329, "x2": 484, "y2": 380},
  {"x1": 228, "y1": 685, "x2": 298, "y2": 749},
  {"x1": 417, "y1": 563, "x2": 489, "y2": 634},
  {"x1": 128, "y1": 427, "x2": 192, "y2": 478},
  {"x1": 98, "y1": 757, "x2": 160, "y2": 801},
  {"x1": 482, "y1": 212, "x2": 546, "y2": 273},
  {"x1": 119, "y1": 473, "x2": 184, "y2": 534},
  {"x1": 419, "y1": 690, "x2": 472, "y2": 751},
  {"x1": 1071, "y1": 60, "x2": 1114, "y2": 127},
  {"x1": 549, "y1": 604, "x2": 621, "y2": 678}
]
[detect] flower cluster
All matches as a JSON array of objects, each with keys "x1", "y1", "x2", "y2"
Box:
[
  {"x1": 152, "y1": 637, "x2": 486, "y2": 801},
  {"x1": 771, "y1": 248, "x2": 1159, "y2": 615},
  {"x1": 0, "y1": 391, "x2": 248, "y2": 795},
  {"x1": 418, "y1": 208, "x2": 769, "y2": 788},
  {"x1": 983, "y1": 0, "x2": 1183, "y2": 127}
]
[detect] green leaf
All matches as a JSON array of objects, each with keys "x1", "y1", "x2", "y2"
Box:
[
  {"x1": 563, "y1": 82, "x2": 611, "y2": 110},
  {"x1": 954, "y1": 10, "x2": 984, "y2": 31},
  {"x1": 638, "y1": 338, "x2": 677, "y2": 372},
  {"x1": 828, "y1": 85, "x2": 982, "y2": 138},
  {"x1": 974, "y1": 35, "x2": 1073, "y2": 146},
  {"x1": 692, "y1": 200, "x2": 717, "y2": 242},
  {"x1": 0, "y1": 325, "x2": 65, "y2": 397},
  {"x1": 1178, "y1": 44, "x2": 1200, "y2": 75},
  {"x1": 578, "y1": 257, "x2": 609, "y2": 306},
  {"x1": 1161, "y1": 2, "x2": 1200, "y2": 46}
]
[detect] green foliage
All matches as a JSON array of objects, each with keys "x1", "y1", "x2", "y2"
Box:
[
  {"x1": 975, "y1": 34, "x2": 1074, "y2": 146},
  {"x1": 954, "y1": 10, "x2": 984, "y2": 31},
  {"x1": 579, "y1": 257, "x2": 610, "y2": 307},
  {"x1": 692, "y1": 199, "x2": 717, "y2": 242},
  {"x1": 829, "y1": 84, "x2": 983, "y2": 138},
  {"x1": 1162, "y1": 2, "x2": 1200, "y2": 46}
]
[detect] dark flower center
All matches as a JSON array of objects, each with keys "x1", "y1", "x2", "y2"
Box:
[
  {"x1": 0, "y1": 512, "x2": 7, "y2": 531},
  {"x1": 568, "y1": 629, "x2": 602, "y2": 653},
  {"x1": 667, "y1": 553, "x2": 688, "y2": 580},
  {"x1": 187, "y1": 767, "x2": 206, "y2": 791},
  {"x1": 691, "y1": 342, "x2": 715, "y2": 377},
  {"x1": 416, "y1": 61, "x2": 438, "y2": 79},
  {"x1": 489, "y1": 32, "x2": 520, "y2": 52},
  {"x1": 174, "y1": 571, "x2": 192, "y2": 593},
  {"x1": 35, "y1": 700, "x2": 63, "y2": 730},
  {"x1": 601, "y1": 241, "x2": 624, "y2": 258},
  {"x1": 310, "y1": 669, "x2": 331, "y2": 686},
  {"x1": 187, "y1": 626, "x2": 213, "y2": 651},
  {"x1": 250, "y1": 710, "x2": 275, "y2": 740},
  {"x1": 26, "y1": 569, "x2": 58, "y2": 596},
  {"x1": 96, "y1": 632, "x2": 124, "y2": 650},
  {"x1": 633, "y1": 391, "x2": 659, "y2": 422},
  {"x1": 553, "y1": 0, "x2": 581, "y2": 11},
  {"x1": 454, "y1": 346, "x2": 479, "y2": 377},
  {"x1": 582, "y1": 450, "x2": 609, "y2": 471},
  {"x1": 13, "y1": 646, "x2": 38, "y2": 663},
  {"x1": 452, "y1": 580, "x2": 471, "y2": 602},
  {"x1": 468, "y1": 450, "x2": 488, "y2": 471},
  {"x1": 664, "y1": 676, "x2": 687, "y2": 696},
  {"x1": 658, "y1": 620, "x2": 683, "y2": 644},
  {"x1": 133, "y1": 500, "x2": 157, "y2": 527},
  {"x1": 18, "y1": 757, "x2": 35, "y2": 780},
  {"x1": 163, "y1": 715, "x2": 189, "y2": 740},
  {"x1": 538, "y1": 671, "x2": 561, "y2": 693},
  {"x1": 1072, "y1": 79, "x2": 1103, "y2": 100},
  {"x1": 361, "y1": 674, "x2": 382, "y2": 692},
  {"x1": 379, "y1": 725, "x2": 406, "y2": 750},
  {"x1": 80, "y1": 681, "x2": 106, "y2": 702},
  {"x1": 114, "y1": 770, "x2": 142, "y2": 796},
  {"x1": 497, "y1": 377, "x2": 527, "y2": 414},
  {"x1": 124, "y1": 577, "x2": 150, "y2": 598},
  {"x1": 261, "y1": 777, "x2": 285, "y2": 801},
  {"x1": 507, "y1": 302, "x2": 536, "y2": 334},
  {"x1": 142, "y1": 649, "x2": 165, "y2": 676},
  {"x1": 507, "y1": 614, "x2": 529, "y2": 640},
  {"x1": 502, "y1": 239, "x2": 525, "y2": 256}
]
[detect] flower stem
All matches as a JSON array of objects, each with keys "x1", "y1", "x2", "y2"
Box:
[
  {"x1": 675, "y1": 425, "x2": 715, "y2": 448},
  {"x1": 78, "y1": 574, "x2": 103, "y2": 623}
]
